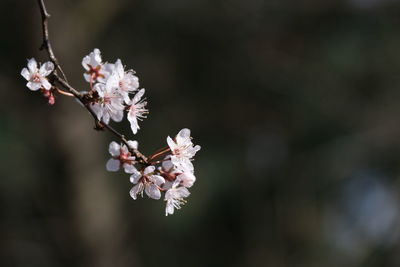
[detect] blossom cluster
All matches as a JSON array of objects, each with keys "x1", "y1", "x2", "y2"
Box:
[
  {"x1": 107, "y1": 128, "x2": 200, "y2": 216},
  {"x1": 21, "y1": 49, "x2": 201, "y2": 216},
  {"x1": 82, "y1": 48, "x2": 147, "y2": 134}
]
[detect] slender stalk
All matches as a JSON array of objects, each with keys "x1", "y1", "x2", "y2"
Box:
[
  {"x1": 148, "y1": 147, "x2": 171, "y2": 162},
  {"x1": 56, "y1": 88, "x2": 74, "y2": 97}
]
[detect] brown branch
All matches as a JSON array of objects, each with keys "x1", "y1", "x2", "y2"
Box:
[
  {"x1": 37, "y1": 0, "x2": 68, "y2": 82},
  {"x1": 37, "y1": 0, "x2": 148, "y2": 165}
]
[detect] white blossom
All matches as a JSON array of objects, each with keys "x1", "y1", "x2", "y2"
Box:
[
  {"x1": 165, "y1": 179, "x2": 190, "y2": 216},
  {"x1": 127, "y1": 89, "x2": 148, "y2": 134},
  {"x1": 161, "y1": 157, "x2": 196, "y2": 188},
  {"x1": 82, "y1": 48, "x2": 110, "y2": 83},
  {"x1": 21, "y1": 58, "x2": 54, "y2": 91},
  {"x1": 167, "y1": 128, "x2": 201, "y2": 171},
  {"x1": 107, "y1": 59, "x2": 139, "y2": 103},
  {"x1": 177, "y1": 171, "x2": 196, "y2": 188},
  {"x1": 106, "y1": 141, "x2": 137, "y2": 173},
  {"x1": 91, "y1": 82, "x2": 124, "y2": 124},
  {"x1": 129, "y1": 166, "x2": 165, "y2": 200}
]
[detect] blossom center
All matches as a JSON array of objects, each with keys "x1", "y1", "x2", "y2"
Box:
[
  {"x1": 31, "y1": 73, "x2": 41, "y2": 82},
  {"x1": 86, "y1": 64, "x2": 104, "y2": 80}
]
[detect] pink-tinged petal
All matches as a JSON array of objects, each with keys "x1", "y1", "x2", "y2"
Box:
[
  {"x1": 111, "y1": 109, "x2": 124, "y2": 123},
  {"x1": 90, "y1": 103, "x2": 103, "y2": 121},
  {"x1": 41, "y1": 78, "x2": 52, "y2": 90},
  {"x1": 105, "y1": 71, "x2": 119, "y2": 89},
  {"x1": 82, "y1": 55, "x2": 90, "y2": 70},
  {"x1": 151, "y1": 175, "x2": 165, "y2": 186},
  {"x1": 162, "y1": 159, "x2": 173, "y2": 171},
  {"x1": 103, "y1": 63, "x2": 115, "y2": 74},
  {"x1": 128, "y1": 116, "x2": 139, "y2": 135},
  {"x1": 123, "y1": 163, "x2": 137, "y2": 174},
  {"x1": 106, "y1": 158, "x2": 120, "y2": 172},
  {"x1": 124, "y1": 73, "x2": 139, "y2": 90},
  {"x1": 93, "y1": 83, "x2": 105, "y2": 96},
  {"x1": 102, "y1": 112, "x2": 110, "y2": 124},
  {"x1": 108, "y1": 141, "x2": 120, "y2": 157},
  {"x1": 132, "y1": 88, "x2": 145, "y2": 104},
  {"x1": 178, "y1": 128, "x2": 191, "y2": 140},
  {"x1": 144, "y1": 166, "x2": 155, "y2": 175},
  {"x1": 115, "y1": 59, "x2": 124, "y2": 77},
  {"x1": 162, "y1": 181, "x2": 173, "y2": 190},
  {"x1": 127, "y1": 140, "x2": 138, "y2": 150},
  {"x1": 21, "y1": 68, "x2": 30, "y2": 80},
  {"x1": 175, "y1": 157, "x2": 194, "y2": 172},
  {"x1": 93, "y1": 48, "x2": 102, "y2": 64},
  {"x1": 130, "y1": 183, "x2": 144, "y2": 200},
  {"x1": 39, "y1": 61, "x2": 54, "y2": 76},
  {"x1": 120, "y1": 144, "x2": 129, "y2": 154},
  {"x1": 145, "y1": 184, "x2": 161, "y2": 200},
  {"x1": 165, "y1": 201, "x2": 174, "y2": 216},
  {"x1": 129, "y1": 169, "x2": 142, "y2": 184},
  {"x1": 27, "y1": 58, "x2": 37, "y2": 73},
  {"x1": 122, "y1": 93, "x2": 131, "y2": 104},
  {"x1": 178, "y1": 172, "x2": 196, "y2": 188},
  {"x1": 27, "y1": 81, "x2": 41, "y2": 91},
  {"x1": 166, "y1": 136, "x2": 176, "y2": 151},
  {"x1": 175, "y1": 187, "x2": 190, "y2": 199},
  {"x1": 83, "y1": 73, "x2": 91, "y2": 82}
]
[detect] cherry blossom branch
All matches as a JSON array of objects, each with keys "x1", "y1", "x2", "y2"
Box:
[
  {"x1": 37, "y1": 0, "x2": 148, "y2": 165},
  {"x1": 23, "y1": 0, "x2": 201, "y2": 216}
]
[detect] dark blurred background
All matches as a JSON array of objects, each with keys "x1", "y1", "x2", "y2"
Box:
[{"x1": 2, "y1": 0, "x2": 400, "y2": 266}]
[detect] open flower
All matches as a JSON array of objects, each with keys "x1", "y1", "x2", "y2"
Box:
[
  {"x1": 82, "y1": 48, "x2": 111, "y2": 83},
  {"x1": 90, "y1": 82, "x2": 125, "y2": 124},
  {"x1": 165, "y1": 179, "x2": 190, "y2": 216},
  {"x1": 167, "y1": 128, "x2": 201, "y2": 171},
  {"x1": 21, "y1": 58, "x2": 54, "y2": 91},
  {"x1": 127, "y1": 89, "x2": 148, "y2": 134},
  {"x1": 129, "y1": 166, "x2": 165, "y2": 200},
  {"x1": 160, "y1": 157, "x2": 196, "y2": 188},
  {"x1": 106, "y1": 141, "x2": 138, "y2": 173},
  {"x1": 107, "y1": 59, "x2": 139, "y2": 103}
]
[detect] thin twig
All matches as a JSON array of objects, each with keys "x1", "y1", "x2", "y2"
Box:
[
  {"x1": 148, "y1": 147, "x2": 171, "y2": 162},
  {"x1": 37, "y1": 0, "x2": 68, "y2": 82},
  {"x1": 37, "y1": 0, "x2": 149, "y2": 165},
  {"x1": 56, "y1": 87, "x2": 74, "y2": 97}
]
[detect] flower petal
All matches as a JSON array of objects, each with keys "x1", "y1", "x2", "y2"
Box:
[
  {"x1": 27, "y1": 58, "x2": 37, "y2": 73},
  {"x1": 130, "y1": 183, "x2": 144, "y2": 200},
  {"x1": 27, "y1": 81, "x2": 41, "y2": 91},
  {"x1": 128, "y1": 116, "x2": 139, "y2": 135},
  {"x1": 145, "y1": 184, "x2": 161, "y2": 200},
  {"x1": 39, "y1": 61, "x2": 54, "y2": 76},
  {"x1": 106, "y1": 158, "x2": 120, "y2": 172},
  {"x1": 108, "y1": 141, "x2": 120, "y2": 157},
  {"x1": 21, "y1": 68, "x2": 30, "y2": 80},
  {"x1": 132, "y1": 88, "x2": 145, "y2": 104},
  {"x1": 127, "y1": 140, "x2": 138, "y2": 150},
  {"x1": 162, "y1": 159, "x2": 174, "y2": 171},
  {"x1": 151, "y1": 175, "x2": 165, "y2": 186},
  {"x1": 123, "y1": 163, "x2": 137, "y2": 174},
  {"x1": 166, "y1": 136, "x2": 176, "y2": 151},
  {"x1": 177, "y1": 128, "x2": 191, "y2": 141},
  {"x1": 178, "y1": 172, "x2": 196, "y2": 188},
  {"x1": 165, "y1": 201, "x2": 175, "y2": 216},
  {"x1": 144, "y1": 166, "x2": 155, "y2": 175},
  {"x1": 41, "y1": 78, "x2": 52, "y2": 90},
  {"x1": 129, "y1": 169, "x2": 142, "y2": 184}
]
